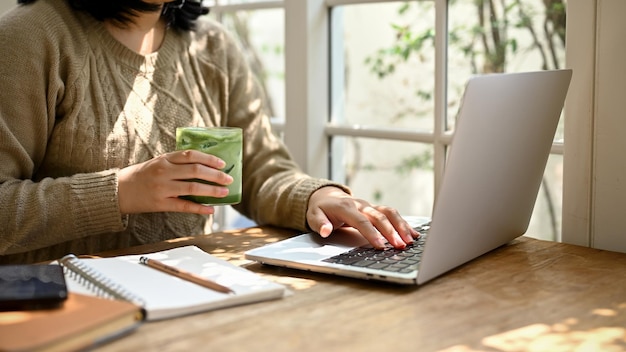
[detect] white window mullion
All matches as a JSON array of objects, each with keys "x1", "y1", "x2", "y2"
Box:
[
  {"x1": 284, "y1": 0, "x2": 330, "y2": 177},
  {"x1": 209, "y1": 1, "x2": 285, "y2": 21},
  {"x1": 433, "y1": 0, "x2": 448, "y2": 200},
  {"x1": 329, "y1": 5, "x2": 347, "y2": 183},
  {"x1": 561, "y1": 0, "x2": 596, "y2": 247},
  {"x1": 326, "y1": 0, "x2": 408, "y2": 5},
  {"x1": 211, "y1": 1, "x2": 284, "y2": 12}
]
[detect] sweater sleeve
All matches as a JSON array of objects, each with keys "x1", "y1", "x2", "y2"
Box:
[
  {"x1": 0, "y1": 5, "x2": 126, "y2": 256},
  {"x1": 216, "y1": 26, "x2": 350, "y2": 232}
]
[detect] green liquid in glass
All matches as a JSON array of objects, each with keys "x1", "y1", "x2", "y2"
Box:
[{"x1": 175, "y1": 127, "x2": 242, "y2": 205}]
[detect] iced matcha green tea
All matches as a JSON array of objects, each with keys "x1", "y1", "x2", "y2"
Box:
[{"x1": 175, "y1": 127, "x2": 242, "y2": 205}]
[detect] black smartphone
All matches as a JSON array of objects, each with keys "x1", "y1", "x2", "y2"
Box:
[{"x1": 0, "y1": 264, "x2": 68, "y2": 311}]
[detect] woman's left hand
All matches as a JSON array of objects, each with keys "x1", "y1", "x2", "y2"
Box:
[{"x1": 306, "y1": 186, "x2": 419, "y2": 249}]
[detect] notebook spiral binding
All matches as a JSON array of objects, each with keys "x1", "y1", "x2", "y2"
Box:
[{"x1": 59, "y1": 254, "x2": 146, "y2": 307}]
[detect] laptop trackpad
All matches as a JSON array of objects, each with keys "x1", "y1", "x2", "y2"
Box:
[{"x1": 254, "y1": 228, "x2": 370, "y2": 262}]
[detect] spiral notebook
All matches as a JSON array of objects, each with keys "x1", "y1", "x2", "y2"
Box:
[{"x1": 58, "y1": 246, "x2": 286, "y2": 321}]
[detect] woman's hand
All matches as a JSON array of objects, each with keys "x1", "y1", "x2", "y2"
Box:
[
  {"x1": 117, "y1": 150, "x2": 233, "y2": 214},
  {"x1": 306, "y1": 186, "x2": 419, "y2": 249}
]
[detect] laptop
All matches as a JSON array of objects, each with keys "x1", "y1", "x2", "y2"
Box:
[{"x1": 245, "y1": 69, "x2": 573, "y2": 285}]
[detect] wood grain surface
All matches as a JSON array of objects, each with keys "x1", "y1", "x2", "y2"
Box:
[{"x1": 94, "y1": 227, "x2": 626, "y2": 352}]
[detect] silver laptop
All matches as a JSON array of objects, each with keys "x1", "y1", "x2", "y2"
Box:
[{"x1": 245, "y1": 69, "x2": 572, "y2": 285}]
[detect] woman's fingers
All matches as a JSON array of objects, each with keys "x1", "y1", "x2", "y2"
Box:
[
  {"x1": 118, "y1": 151, "x2": 232, "y2": 214},
  {"x1": 306, "y1": 187, "x2": 420, "y2": 250},
  {"x1": 167, "y1": 149, "x2": 226, "y2": 169}
]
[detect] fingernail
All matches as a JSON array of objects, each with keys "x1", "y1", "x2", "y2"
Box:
[
  {"x1": 374, "y1": 237, "x2": 387, "y2": 249},
  {"x1": 320, "y1": 223, "x2": 333, "y2": 238}
]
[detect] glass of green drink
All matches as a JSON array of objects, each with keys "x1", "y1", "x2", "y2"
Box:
[{"x1": 175, "y1": 127, "x2": 242, "y2": 205}]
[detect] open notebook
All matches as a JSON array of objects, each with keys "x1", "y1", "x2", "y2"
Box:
[
  {"x1": 59, "y1": 246, "x2": 286, "y2": 321},
  {"x1": 245, "y1": 69, "x2": 572, "y2": 285}
]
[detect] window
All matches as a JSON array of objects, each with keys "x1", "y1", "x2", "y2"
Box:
[
  {"x1": 207, "y1": 1, "x2": 287, "y2": 229},
  {"x1": 328, "y1": 1, "x2": 437, "y2": 218},
  {"x1": 208, "y1": 0, "x2": 567, "y2": 241}
]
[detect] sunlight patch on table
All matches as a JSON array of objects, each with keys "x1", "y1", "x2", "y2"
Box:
[
  {"x1": 272, "y1": 276, "x2": 317, "y2": 290},
  {"x1": 593, "y1": 308, "x2": 618, "y2": 317},
  {"x1": 480, "y1": 323, "x2": 626, "y2": 352}
]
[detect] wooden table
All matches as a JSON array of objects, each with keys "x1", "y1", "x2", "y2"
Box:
[{"x1": 95, "y1": 226, "x2": 626, "y2": 352}]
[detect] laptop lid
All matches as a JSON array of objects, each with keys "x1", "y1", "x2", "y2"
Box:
[
  {"x1": 416, "y1": 69, "x2": 572, "y2": 284},
  {"x1": 245, "y1": 69, "x2": 572, "y2": 285}
]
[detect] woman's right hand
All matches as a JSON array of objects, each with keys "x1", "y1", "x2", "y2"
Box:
[{"x1": 117, "y1": 150, "x2": 233, "y2": 215}]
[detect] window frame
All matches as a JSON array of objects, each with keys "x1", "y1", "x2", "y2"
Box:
[
  {"x1": 209, "y1": 0, "x2": 590, "y2": 246},
  {"x1": 284, "y1": 0, "x2": 568, "y2": 204},
  {"x1": 284, "y1": 0, "x2": 453, "y2": 192},
  {"x1": 561, "y1": 0, "x2": 595, "y2": 247}
]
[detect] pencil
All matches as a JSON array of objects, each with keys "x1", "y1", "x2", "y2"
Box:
[{"x1": 139, "y1": 256, "x2": 234, "y2": 294}]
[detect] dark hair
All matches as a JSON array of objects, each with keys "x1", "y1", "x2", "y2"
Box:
[{"x1": 16, "y1": 0, "x2": 209, "y2": 31}]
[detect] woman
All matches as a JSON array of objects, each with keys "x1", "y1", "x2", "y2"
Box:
[{"x1": 0, "y1": 0, "x2": 418, "y2": 263}]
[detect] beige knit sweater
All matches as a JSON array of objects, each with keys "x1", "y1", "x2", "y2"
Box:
[{"x1": 0, "y1": 0, "x2": 343, "y2": 263}]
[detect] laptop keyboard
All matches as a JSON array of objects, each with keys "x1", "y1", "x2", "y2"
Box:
[{"x1": 322, "y1": 223, "x2": 430, "y2": 274}]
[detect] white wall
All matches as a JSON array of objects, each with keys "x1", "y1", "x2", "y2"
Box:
[
  {"x1": 590, "y1": 0, "x2": 626, "y2": 252},
  {"x1": 563, "y1": 0, "x2": 626, "y2": 253}
]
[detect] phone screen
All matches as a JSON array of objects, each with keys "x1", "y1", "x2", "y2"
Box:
[{"x1": 0, "y1": 264, "x2": 68, "y2": 311}]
